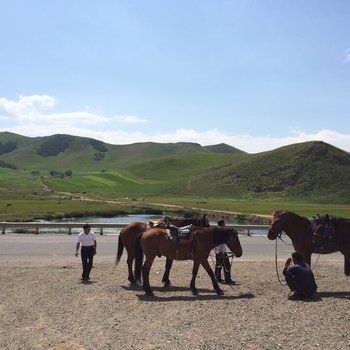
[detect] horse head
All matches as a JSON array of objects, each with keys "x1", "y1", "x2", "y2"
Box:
[
  {"x1": 198, "y1": 214, "x2": 210, "y2": 227},
  {"x1": 213, "y1": 227, "x2": 242, "y2": 257},
  {"x1": 267, "y1": 210, "x2": 286, "y2": 240},
  {"x1": 227, "y1": 228, "x2": 242, "y2": 257}
]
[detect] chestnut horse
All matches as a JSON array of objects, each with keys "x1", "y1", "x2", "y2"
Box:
[
  {"x1": 115, "y1": 215, "x2": 210, "y2": 284},
  {"x1": 267, "y1": 210, "x2": 350, "y2": 275},
  {"x1": 267, "y1": 210, "x2": 314, "y2": 265},
  {"x1": 134, "y1": 226, "x2": 242, "y2": 296},
  {"x1": 313, "y1": 215, "x2": 350, "y2": 276}
]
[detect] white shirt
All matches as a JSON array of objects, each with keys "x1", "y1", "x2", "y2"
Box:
[
  {"x1": 77, "y1": 231, "x2": 96, "y2": 246},
  {"x1": 214, "y1": 243, "x2": 228, "y2": 254}
]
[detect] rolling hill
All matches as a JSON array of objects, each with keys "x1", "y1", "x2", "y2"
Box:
[
  {"x1": 1, "y1": 132, "x2": 350, "y2": 204},
  {"x1": 187, "y1": 141, "x2": 350, "y2": 203}
]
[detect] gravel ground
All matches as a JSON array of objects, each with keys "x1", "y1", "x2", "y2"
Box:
[{"x1": 1, "y1": 254, "x2": 350, "y2": 350}]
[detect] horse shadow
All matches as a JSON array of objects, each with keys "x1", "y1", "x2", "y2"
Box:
[
  {"x1": 126, "y1": 284, "x2": 255, "y2": 302},
  {"x1": 78, "y1": 280, "x2": 97, "y2": 285}
]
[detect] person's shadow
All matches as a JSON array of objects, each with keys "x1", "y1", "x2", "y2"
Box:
[
  {"x1": 315, "y1": 290, "x2": 350, "y2": 300},
  {"x1": 289, "y1": 290, "x2": 350, "y2": 302}
]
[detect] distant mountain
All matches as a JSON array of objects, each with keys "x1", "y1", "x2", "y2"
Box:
[
  {"x1": 0, "y1": 132, "x2": 349, "y2": 204},
  {"x1": 187, "y1": 141, "x2": 350, "y2": 203},
  {"x1": 204, "y1": 143, "x2": 244, "y2": 154},
  {"x1": 0, "y1": 132, "x2": 244, "y2": 171}
]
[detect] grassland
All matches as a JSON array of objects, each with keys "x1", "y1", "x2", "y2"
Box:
[{"x1": 1, "y1": 132, "x2": 350, "y2": 221}]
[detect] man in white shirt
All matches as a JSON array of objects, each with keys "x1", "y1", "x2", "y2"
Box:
[{"x1": 75, "y1": 224, "x2": 97, "y2": 282}]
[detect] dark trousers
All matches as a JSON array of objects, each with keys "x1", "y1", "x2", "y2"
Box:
[
  {"x1": 215, "y1": 253, "x2": 232, "y2": 281},
  {"x1": 81, "y1": 246, "x2": 94, "y2": 280}
]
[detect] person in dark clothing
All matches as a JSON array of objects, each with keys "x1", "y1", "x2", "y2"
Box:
[
  {"x1": 283, "y1": 251, "x2": 317, "y2": 299},
  {"x1": 214, "y1": 219, "x2": 235, "y2": 284}
]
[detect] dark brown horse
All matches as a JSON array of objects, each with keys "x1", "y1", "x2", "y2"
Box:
[
  {"x1": 267, "y1": 210, "x2": 316, "y2": 265},
  {"x1": 115, "y1": 215, "x2": 210, "y2": 284},
  {"x1": 134, "y1": 226, "x2": 242, "y2": 296},
  {"x1": 313, "y1": 214, "x2": 350, "y2": 276},
  {"x1": 267, "y1": 210, "x2": 350, "y2": 275}
]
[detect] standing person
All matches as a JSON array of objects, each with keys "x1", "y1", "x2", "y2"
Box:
[
  {"x1": 214, "y1": 219, "x2": 235, "y2": 284},
  {"x1": 283, "y1": 251, "x2": 317, "y2": 300},
  {"x1": 75, "y1": 224, "x2": 97, "y2": 282}
]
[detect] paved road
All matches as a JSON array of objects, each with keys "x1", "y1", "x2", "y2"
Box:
[{"x1": 0, "y1": 233, "x2": 343, "y2": 265}]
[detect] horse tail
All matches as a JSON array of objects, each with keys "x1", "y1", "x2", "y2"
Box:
[
  {"x1": 134, "y1": 233, "x2": 144, "y2": 283},
  {"x1": 115, "y1": 230, "x2": 124, "y2": 265}
]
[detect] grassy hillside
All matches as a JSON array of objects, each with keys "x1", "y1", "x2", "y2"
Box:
[
  {"x1": 188, "y1": 141, "x2": 350, "y2": 203},
  {"x1": 0, "y1": 132, "x2": 242, "y2": 171},
  {"x1": 1, "y1": 133, "x2": 350, "y2": 221}
]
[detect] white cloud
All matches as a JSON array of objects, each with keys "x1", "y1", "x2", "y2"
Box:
[
  {"x1": 0, "y1": 95, "x2": 54, "y2": 118},
  {"x1": 0, "y1": 95, "x2": 145, "y2": 125},
  {"x1": 1, "y1": 95, "x2": 350, "y2": 154},
  {"x1": 113, "y1": 115, "x2": 148, "y2": 123},
  {"x1": 345, "y1": 50, "x2": 350, "y2": 63}
]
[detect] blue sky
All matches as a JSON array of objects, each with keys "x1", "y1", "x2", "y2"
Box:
[{"x1": 1, "y1": 1, "x2": 350, "y2": 153}]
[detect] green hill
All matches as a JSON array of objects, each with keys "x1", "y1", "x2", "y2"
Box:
[
  {"x1": 1, "y1": 132, "x2": 350, "y2": 205},
  {"x1": 188, "y1": 141, "x2": 350, "y2": 203},
  {"x1": 0, "y1": 132, "x2": 243, "y2": 171}
]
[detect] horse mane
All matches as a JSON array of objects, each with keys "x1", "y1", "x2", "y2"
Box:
[
  {"x1": 169, "y1": 216, "x2": 208, "y2": 227},
  {"x1": 212, "y1": 227, "x2": 231, "y2": 245},
  {"x1": 318, "y1": 214, "x2": 348, "y2": 227},
  {"x1": 273, "y1": 210, "x2": 309, "y2": 223}
]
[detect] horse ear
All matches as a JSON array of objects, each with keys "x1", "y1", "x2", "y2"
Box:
[{"x1": 274, "y1": 210, "x2": 282, "y2": 218}]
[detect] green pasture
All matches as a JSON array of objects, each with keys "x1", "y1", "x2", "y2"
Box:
[
  {"x1": 0, "y1": 169, "x2": 46, "y2": 199},
  {"x1": 1, "y1": 194, "x2": 349, "y2": 222},
  {"x1": 0, "y1": 198, "x2": 144, "y2": 221},
  {"x1": 143, "y1": 196, "x2": 350, "y2": 219},
  {"x1": 42, "y1": 171, "x2": 181, "y2": 196},
  {"x1": 1, "y1": 165, "x2": 349, "y2": 222}
]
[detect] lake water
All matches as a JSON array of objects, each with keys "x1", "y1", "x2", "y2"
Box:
[{"x1": 54, "y1": 214, "x2": 268, "y2": 236}]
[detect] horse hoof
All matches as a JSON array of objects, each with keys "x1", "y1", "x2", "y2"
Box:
[
  {"x1": 216, "y1": 289, "x2": 224, "y2": 296},
  {"x1": 163, "y1": 282, "x2": 171, "y2": 288},
  {"x1": 192, "y1": 289, "x2": 198, "y2": 296},
  {"x1": 145, "y1": 291, "x2": 154, "y2": 297}
]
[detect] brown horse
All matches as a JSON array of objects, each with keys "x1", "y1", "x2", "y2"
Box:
[
  {"x1": 134, "y1": 226, "x2": 242, "y2": 296},
  {"x1": 267, "y1": 210, "x2": 350, "y2": 275},
  {"x1": 267, "y1": 210, "x2": 317, "y2": 266},
  {"x1": 313, "y1": 215, "x2": 350, "y2": 276},
  {"x1": 115, "y1": 215, "x2": 210, "y2": 285}
]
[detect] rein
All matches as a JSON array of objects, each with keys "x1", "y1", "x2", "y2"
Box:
[
  {"x1": 311, "y1": 253, "x2": 320, "y2": 271},
  {"x1": 274, "y1": 237, "x2": 286, "y2": 286}
]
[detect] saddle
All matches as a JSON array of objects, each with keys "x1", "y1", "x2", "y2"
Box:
[
  {"x1": 166, "y1": 224, "x2": 194, "y2": 244},
  {"x1": 165, "y1": 224, "x2": 194, "y2": 259},
  {"x1": 313, "y1": 224, "x2": 336, "y2": 252},
  {"x1": 149, "y1": 220, "x2": 158, "y2": 228}
]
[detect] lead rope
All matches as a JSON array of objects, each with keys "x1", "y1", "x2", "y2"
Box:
[
  {"x1": 311, "y1": 253, "x2": 320, "y2": 271},
  {"x1": 275, "y1": 237, "x2": 286, "y2": 286}
]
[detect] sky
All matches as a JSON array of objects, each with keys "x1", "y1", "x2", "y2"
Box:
[{"x1": 0, "y1": 1, "x2": 350, "y2": 154}]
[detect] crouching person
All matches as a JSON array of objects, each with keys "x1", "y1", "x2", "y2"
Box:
[{"x1": 283, "y1": 251, "x2": 317, "y2": 300}]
